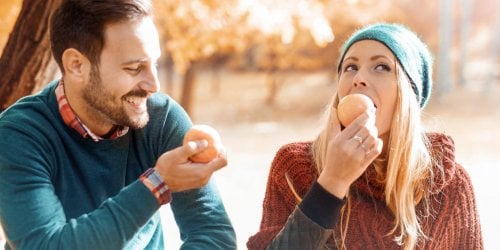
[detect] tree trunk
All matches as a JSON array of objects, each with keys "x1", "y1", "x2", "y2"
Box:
[
  {"x1": 459, "y1": 0, "x2": 472, "y2": 86},
  {"x1": 0, "y1": 0, "x2": 62, "y2": 112},
  {"x1": 266, "y1": 70, "x2": 278, "y2": 105},
  {"x1": 436, "y1": 0, "x2": 453, "y2": 98},
  {"x1": 180, "y1": 64, "x2": 197, "y2": 115},
  {"x1": 265, "y1": 51, "x2": 279, "y2": 105}
]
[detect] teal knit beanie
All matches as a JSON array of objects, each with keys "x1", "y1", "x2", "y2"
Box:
[{"x1": 337, "y1": 23, "x2": 433, "y2": 108}]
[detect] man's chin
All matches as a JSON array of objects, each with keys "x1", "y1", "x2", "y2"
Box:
[{"x1": 123, "y1": 112, "x2": 149, "y2": 129}]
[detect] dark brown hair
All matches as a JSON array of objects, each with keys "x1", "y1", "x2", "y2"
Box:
[{"x1": 50, "y1": 0, "x2": 152, "y2": 72}]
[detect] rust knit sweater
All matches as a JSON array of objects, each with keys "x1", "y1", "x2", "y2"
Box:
[{"x1": 247, "y1": 133, "x2": 483, "y2": 249}]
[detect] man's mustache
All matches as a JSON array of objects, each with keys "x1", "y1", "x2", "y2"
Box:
[{"x1": 123, "y1": 89, "x2": 149, "y2": 98}]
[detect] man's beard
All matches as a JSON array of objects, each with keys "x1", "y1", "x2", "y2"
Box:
[{"x1": 81, "y1": 67, "x2": 150, "y2": 129}]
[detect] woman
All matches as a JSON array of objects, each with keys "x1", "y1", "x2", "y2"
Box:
[{"x1": 247, "y1": 23, "x2": 483, "y2": 249}]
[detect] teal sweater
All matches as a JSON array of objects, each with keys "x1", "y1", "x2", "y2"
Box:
[{"x1": 0, "y1": 81, "x2": 236, "y2": 249}]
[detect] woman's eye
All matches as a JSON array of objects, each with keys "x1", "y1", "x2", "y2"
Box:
[
  {"x1": 375, "y1": 64, "x2": 391, "y2": 71},
  {"x1": 344, "y1": 64, "x2": 357, "y2": 72}
]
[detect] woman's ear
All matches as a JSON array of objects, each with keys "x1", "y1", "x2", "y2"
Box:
[{"x1": 61, "y1": 48, "x2": 91, "y2": 81}]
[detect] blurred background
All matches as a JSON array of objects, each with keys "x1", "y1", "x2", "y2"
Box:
[{"x1": 1, "y1": 0, "x2": 498, "y2": 249}]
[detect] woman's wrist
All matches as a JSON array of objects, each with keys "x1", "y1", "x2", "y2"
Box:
[
  {"x1": 317, "y1": 174, "x2": 349, "y2": 199},
  {"x1": 299, "y1": 181, "x2": 346, "y2": 229}
]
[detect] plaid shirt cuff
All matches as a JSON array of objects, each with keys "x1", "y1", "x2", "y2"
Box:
[{"x1": 140, "y1": 168, "x2": 172, "y2": 205}]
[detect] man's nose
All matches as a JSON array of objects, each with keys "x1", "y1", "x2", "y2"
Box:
[{"x1": 140, "y1": 65, "x2": 160, "y2": 93}]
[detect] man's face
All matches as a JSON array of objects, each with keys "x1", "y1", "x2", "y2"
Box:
[{"x1": 82, "y1": 17, "x2": 161, "y2": 129}]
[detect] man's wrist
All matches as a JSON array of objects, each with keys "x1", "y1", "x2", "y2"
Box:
[{"x1": 140, "y1": 168, "x2": 172, "y2": 205}]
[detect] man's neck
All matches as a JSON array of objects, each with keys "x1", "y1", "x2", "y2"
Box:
[{"x1": 62, "y1": 77, "x2": 114, "y2": 137}]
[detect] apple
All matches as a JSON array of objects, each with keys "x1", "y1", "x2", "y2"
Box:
[
  {"x1": 183, "y1": 125, "x2": 222, "y2": 163},
  {"x1": 337, "y1": 94, "x2": 374, "y2": 127}
]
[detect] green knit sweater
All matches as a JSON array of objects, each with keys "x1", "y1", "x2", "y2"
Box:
[{"x1": 0, "y1": 81, "x2": 236, "y2": 249}]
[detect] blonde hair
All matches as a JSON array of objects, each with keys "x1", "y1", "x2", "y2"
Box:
[{"x1": 305, "y1": 64, "x2": 441, "y2": 249}]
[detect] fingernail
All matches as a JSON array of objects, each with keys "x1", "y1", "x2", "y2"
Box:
[
  {"x1": 219, "y1": 146, "x2": 227, "y2": 158},
  {"x1": 195, "y1": 140, "x2": 208, "y2": 149}
]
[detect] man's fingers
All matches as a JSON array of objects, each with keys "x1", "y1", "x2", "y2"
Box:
[
  {"x1": 172, "y1": 140, "x2": 209, "y2": 162},
  {"x1": 206, "y1": 156, "x2": 228, "y2": 173},
  {"x1": 202, "y1": 146, "x2": 228, "y2": 172}
]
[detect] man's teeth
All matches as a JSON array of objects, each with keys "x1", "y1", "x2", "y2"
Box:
[{"x1": 125, "y1": 97, "x2": 143, "y2": 105}]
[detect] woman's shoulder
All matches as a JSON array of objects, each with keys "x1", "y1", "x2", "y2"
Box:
[
  {"x1": 426, "y1": 133, "x2": 474, "y2": 193},
  {"x1": 275, "y1": 142, "x2": 313, "y2": 158},
  {"x1": 427, "y1": 132, "x2": 455, "y2": 161}
]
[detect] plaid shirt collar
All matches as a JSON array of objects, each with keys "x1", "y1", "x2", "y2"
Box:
[{"x1": 55, "y1": 79, "x2": 129, "y2": 142}]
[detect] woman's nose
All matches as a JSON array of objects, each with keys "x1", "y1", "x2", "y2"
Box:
[{"x1": 352, "y1": 70, "x2": 368, "y2": 88}]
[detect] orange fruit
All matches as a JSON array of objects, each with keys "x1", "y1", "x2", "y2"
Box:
[
  {"x1": 337, "y1": 94, "x2": 374, "y2": 127},
  {"x1": 183, "y1": 125, "x2": 222, "y2": 163}
]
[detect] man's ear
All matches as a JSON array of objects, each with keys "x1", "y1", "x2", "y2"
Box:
[{"x1": 61, "y1": 48, "x2": 91, "y2": 81}]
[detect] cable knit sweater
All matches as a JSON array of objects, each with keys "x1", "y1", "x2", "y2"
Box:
[{"x1": 248, "y1": 133, "x2": 483, "y2": 249}]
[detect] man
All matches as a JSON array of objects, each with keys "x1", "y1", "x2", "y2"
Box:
[{"x1": 0, "y1": 0, "x2": 236, "y2": 249}]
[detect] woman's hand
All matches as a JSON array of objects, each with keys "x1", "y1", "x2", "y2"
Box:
[{"x1": 317, "y1": 108, "x2": 383, "y2": 198}]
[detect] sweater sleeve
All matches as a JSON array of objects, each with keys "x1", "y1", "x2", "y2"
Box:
[
  {"x1": 149, "y1": 95, "x2": 236, "y2": 248},
  {"x1": 247, "y1": 143, "x2": 343, "y2": 250},
  {"x1": 0, "y1": 129, "x2": 160, "y2": 250},
  {"x1": 266, "y1": 181, "x2": 344, "y2": 250},
  {"x1": 170, "y1": 179, "x2": 236, "y2": 249},
  {"x1": 246, "y1": 146, "x2": 304, "y2": 250}
]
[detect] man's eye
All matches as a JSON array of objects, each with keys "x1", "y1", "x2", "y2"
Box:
[{"x1": 126, "y1": 66, "x2": 143, "y2": 73}]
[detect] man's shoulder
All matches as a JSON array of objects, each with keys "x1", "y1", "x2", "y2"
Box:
[
  {"x1": 141, "y1": 92, "x2": 191, "y2": 149},
  {"x1": 0, "y1": 82, "x2": 59, "y2": 137},
  {"x1": 146, "y1": 92, "x2": 190, "y2": 127},
  {"x1": 147, "y1": 92, "x2": 175, "y2": 108}
]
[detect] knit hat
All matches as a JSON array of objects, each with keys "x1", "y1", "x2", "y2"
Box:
[{"x1": 337, "y1": 23, "x2": 433, "y2": 108}]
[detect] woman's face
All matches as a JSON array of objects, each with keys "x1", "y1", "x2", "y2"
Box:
[{"x1": 337, "y1": 40, "x2": 398, "y2": 137}]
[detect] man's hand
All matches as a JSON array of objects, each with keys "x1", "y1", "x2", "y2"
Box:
[{"x1": 154, "y1": 140, "x2": 227, "y2": 192}]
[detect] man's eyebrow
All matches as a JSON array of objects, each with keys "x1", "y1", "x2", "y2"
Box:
[{"x1": 121, "y1": 58, "x2": 149, "y2": 65}]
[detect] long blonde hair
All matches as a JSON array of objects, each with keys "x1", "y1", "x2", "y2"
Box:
[{"x1": 307, "y1": 65, "x2": 441, "y2": 249}]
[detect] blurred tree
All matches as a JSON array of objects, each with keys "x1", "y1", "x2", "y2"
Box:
[
  {"x1": 437, "y1": 0, "x2": 453, "y2": 97},
  {"x1": 0, "y1": 0, "x2": 61, "y2": 112},
  {"x1": 459, "y1": 0, "x2": 472, "y2": 87},
  {"x1": 243, "y1": 0, "x2": 334, "y2": 104},
  {"x1": 153, "y1": 0, "x2": 334, "y2": 112},
  {"x1": 154, "y1": 0, "x2": 251, "y2": 114}
]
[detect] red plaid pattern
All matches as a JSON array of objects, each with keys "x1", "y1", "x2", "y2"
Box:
[
  {"x1": 55, "y1": 79, "x2": 128, "y2": 142},
  {"x1": 140, "y1": 168, "x2": 172, "y2": 205}
]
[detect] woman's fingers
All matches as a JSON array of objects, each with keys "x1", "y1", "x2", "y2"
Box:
[{"x1": 327, "y1": 108, "x2": 342, "y2": 141}]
